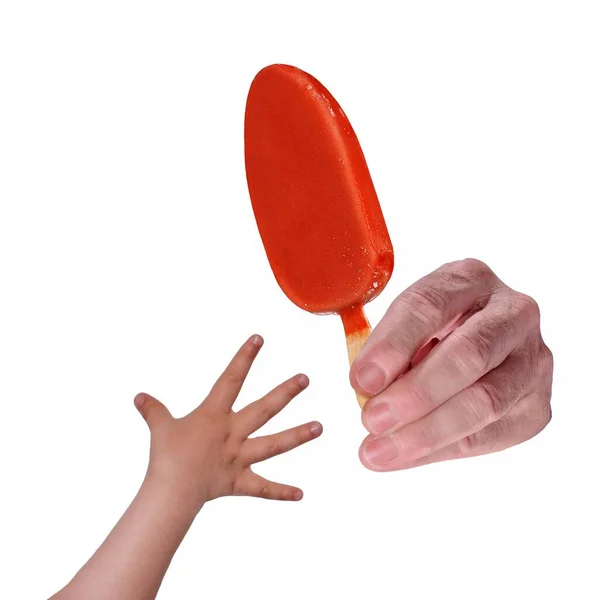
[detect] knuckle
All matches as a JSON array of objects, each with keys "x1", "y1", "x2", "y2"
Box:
[
  {"x1": 453, "y1": 257, "x2": 492, "y2": 280},
  {"x1": 223, "y1": 440, "x2": 241, "y2": 465},
  {"x1": 224, "y1": 369, "x2": 244, "y2": 386},
  {"x1": 142, "y1": 398, "x2": 157, "y2": 418},
  {"x1": 400, "y1": 284, "x2": 447, "y2": 328},
  {"x1": 140, "y1": 397, "x2": 152, "y2": 412},
  {"x1": 450, "y1": 330, "x2": 493, "y2": 374},
  {"x1": 528, "y1": 401, "x2": 552, "y2": 440},
  {"x1": 432, "y1": 258, "x2": 496, "y2": 292},
  {"x1": 541, "y1": 343, "x2": 554, "y2": 377},
  {"x1": 267, "y1": 440, "x2": 283, "y2": 457},
  {"x1": 472, "y1": 381, "x2": 505, "y2": 422},
  {"x1": 458, "y1": 423, "x2": 499, "y2": 457},
  {"x1": 406, "y1": 383, "x2": 435, "y2": 415},
  {"x1": 458, "y1": 430, "x2": 488, "y2": 457},
  {"x1": 258, "y1": 405, "x2": 275, "y2": 424},
  {"x1": 460, "y1": 257, "x2": 491, "y2": 274},
  {"x1": 382, "y1": 331, "x2": 415, "y2": 366},
  {"x1": 514, "y1": 292, "x2": 541, "y2": 325},
  {"x1": 404, "y1": 422, "x2": 436, "y2": 455},
  {"x1": 258, "y1": 486, "x2": 271, "y2": 499},
  {"x1": 459, "y1": 432, "x2": 478, "y2": 456}
]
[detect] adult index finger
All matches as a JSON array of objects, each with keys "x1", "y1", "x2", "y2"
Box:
[{"x1": 350, "y1": 259, "x2": 498, "y2": 397}]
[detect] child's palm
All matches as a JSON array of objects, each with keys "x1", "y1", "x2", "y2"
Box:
[{"x1": 135, "y1": 336, "x2": 322, "y2": 505}]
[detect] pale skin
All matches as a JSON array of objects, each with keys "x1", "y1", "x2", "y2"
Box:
[
  {"x1": 51, "y1": 335, "x2": 322, "y2": 600},
  {"x1": 48, "y1": 260, "x2": 551, "y2": 594},
  {"x1": 351, "y1": 258, "x2": 554, "y2": 471}
]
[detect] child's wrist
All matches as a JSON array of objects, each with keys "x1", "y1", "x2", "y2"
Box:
[{"x1": 142, "y1": 469, "x2": 208, "y2": 515}]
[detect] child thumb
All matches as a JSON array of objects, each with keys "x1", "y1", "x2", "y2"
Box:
[{"x1": 134, "y1": 393, "x2": 172, "y2": 430}]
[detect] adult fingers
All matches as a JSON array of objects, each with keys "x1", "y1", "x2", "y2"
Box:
[
  {"x1": 408, "y1": 311, "x2": 476, "y2": 369},
  {"x1": 205, "y1": 335, "x2": 264, "y2": 411},
  {"x1": 236, "y1": 373, "x2": 309, "y2": 437},
  {"x1": 350, "y1": 259, "x2": 499, "y2": 396},
  {"x1": 359, "y1": 347, "x2": 544, "y2": 470},
  {"x1": 242, "y1": 421, "x2": 323, "y2": 464},
  {"x1": 409, "y1": 337, "x2": 439, "y2": 369},
  {"x1": 362, "y1": 292, "x2": 540, "y2": 435},
  {"x1": 362, "y1": 390, "x2": 552, "y2": 471}
]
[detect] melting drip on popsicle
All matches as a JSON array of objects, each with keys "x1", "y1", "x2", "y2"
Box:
[{"x1": 244, "y1": 64, "x2": 394, "y2": 407}]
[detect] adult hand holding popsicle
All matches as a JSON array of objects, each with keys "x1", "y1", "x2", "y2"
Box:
[
  {"x1": 351, "y1": 259, "x2": 554, "y2": 471},
  {"x1": 245, "y1": 64, "x2": 393, "y2": 407},
  {"x1": 244, "y1": 65, "x2": 553, "y2": 471}
]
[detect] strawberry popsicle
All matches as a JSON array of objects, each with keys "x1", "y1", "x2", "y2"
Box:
[{"x1": 244, "y1": 64, "x2": 394, "y2": 407}]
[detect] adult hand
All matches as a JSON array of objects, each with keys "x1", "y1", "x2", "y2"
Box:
[{"x1": 350, "y1": 259, "x2": 553, "y2": 471}]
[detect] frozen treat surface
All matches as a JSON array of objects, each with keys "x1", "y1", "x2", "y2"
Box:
[{"x1": 245, "y1": 64, "x2": 394, "y2": 317}]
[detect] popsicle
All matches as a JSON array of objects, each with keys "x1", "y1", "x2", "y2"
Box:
[{"x1": 244, "y1": 64, "x2": 394, "y2": 407}]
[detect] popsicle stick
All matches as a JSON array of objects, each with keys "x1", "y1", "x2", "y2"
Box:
[{"x1": 340, "y1": 304, "x2": 372, "y2": 408}]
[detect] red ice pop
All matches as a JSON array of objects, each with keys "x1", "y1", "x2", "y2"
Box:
[{"x1": 244, "y1": 64, "x2": 394, "y2": 407}]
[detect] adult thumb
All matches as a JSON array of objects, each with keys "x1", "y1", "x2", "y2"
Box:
[{"x1": 134, "y1": 393, "x2": 172, "y2": 431}]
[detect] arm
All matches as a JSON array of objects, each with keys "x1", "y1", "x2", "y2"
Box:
[
  {"x1": 51, "y1": 475, "x2": 202, "y2": 600},
  {"x1": 51, "y1": 335, "x2": 322, "y2": 599},
  {"x1": 350, "y1": 259, "x2": 553, "y2": 471}
]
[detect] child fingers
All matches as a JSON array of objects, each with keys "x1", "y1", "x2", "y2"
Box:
[
  {"x1": 236, "y1": 374, "x2": 309, "y2": 437},
  {"x1": 206, "y1": 335, "x2": 264, "y2": 411},
  {"x1": 236, "y1": 472, "x2": 304, "y2": 502},
  {"x1": 134, "y1": 393, "x2": 172, "y2": 431},
  {"x1": 243, "y1": 421, "x2": 323, "y2": 464}
]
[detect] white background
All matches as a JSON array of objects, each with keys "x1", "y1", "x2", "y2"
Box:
[{"x1": 0, "y1": 1, "x2": 590, "y2": 598}]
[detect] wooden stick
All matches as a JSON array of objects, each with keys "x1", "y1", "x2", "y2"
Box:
[{"x1": 340, "y1": 304, "x2": 372, "y2": 408}]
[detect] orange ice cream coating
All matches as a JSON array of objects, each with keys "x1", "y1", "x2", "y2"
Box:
[{"x1": 244, "y1": 64, "x2": 394, "y2": 331}]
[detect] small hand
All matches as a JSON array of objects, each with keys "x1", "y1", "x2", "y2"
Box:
[
  {"x1": 135, "y1": 335, "x2": 322, "y2": 505},
  {"x1": 350, "y1": 259, "x2": 553, "y2": 471}
]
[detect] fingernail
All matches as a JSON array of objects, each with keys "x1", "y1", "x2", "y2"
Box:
[
  {"x1": 310, "y1": 422, "x2": 323, "y2": 437},
  {"x1": 364, "y1": 437, "x2": 399, "y2": 464},
  {"x1": 134, "y1": 393, "x2": 145, "y2": 408},
  {"x1": 293, "y1": 490, "x2": 303, "y2": 501},
  {"x1": 251, "y1": 334, "x2": 264, "y2": 347},
  {"x1": 296, "y1": 374, "x2": 309, "y2": 389},
  {"x1": 365, "y1": 402, "x2": 396, "y2": 434},
  {"x1": 357, "y1": 362, "x2": 386, "y2": 395}
]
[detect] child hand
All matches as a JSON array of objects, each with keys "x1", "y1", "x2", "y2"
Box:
[{"x1": 134, "y1": 335, "x2": 322, "y2": 507}]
